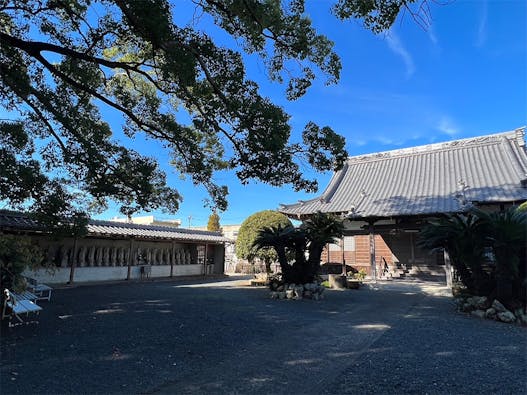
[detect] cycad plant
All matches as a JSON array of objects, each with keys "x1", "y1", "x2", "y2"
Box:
[
  {"x1": 253, "y1": 223, "x2": 295, "y2": 277},
  {"x1": 418, "y1": 212, "x2": 491, "y2": 295},
  {"x1": 253, "y1": 212, "x2": 344, "y2": 284},
  {"x1": 302, "y1": 212, "x2": 345, "y2": 281},
  {"x1": 475, "y1": 207, "x2": 527, "y2": 304}
]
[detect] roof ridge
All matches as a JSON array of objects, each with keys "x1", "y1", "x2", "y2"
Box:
[
  {"x1": 0, "y1": 210, "x2": 222, "y2": 236},
  {"x1": 90, "y1": 219, "x2": 221, "y2": 235},
  {"x1": 348, "y1": 127, "x2": 525, "y2": 163}
]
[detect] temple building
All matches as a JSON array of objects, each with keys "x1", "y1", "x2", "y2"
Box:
[
  {"x1": 0, "y1": 211, "x2": 231, "y2": 284},
  {"x1": 279, "y1": 128, "x2": 527, "y2": 283}
]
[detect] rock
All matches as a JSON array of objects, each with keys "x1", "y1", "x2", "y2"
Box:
[
  {"x1": 485, "y1": 307, "x2": 497, "y2": 320},
  {"x1": 468, "y1": 296, "x2": 489, "y2": 310},
  {"x1": 470, "y1": 310, "x2": 486, "y2": 319},
  {"x1": 277, "y1": 285, "x2": 284, "y2": 292},
  {"x1": 304, "y1": 283, "x2": 312, "y2": 291},
  {"x1": 454, "y1": 298, "x2": 465, "y2": 309},
  {"x1": 286, "y1": 290, "x2": 294, "y2": 299},
  {"x1": 461, "y1": 303, "x2": 473, "y2": 312},
  {"x1": 278, "y1": 291, "x2": 286, "y2": 300},
  {"x1": 466, "y1": 296, "x2": 478, "y2": 306},
  {"x1": 270, "y1": 291, "x2": 278, "y2": 299},
  {"x1": 294, "y1": 285, "x2": 304, "y2": 299},
  {"x1": 312, "y1": 293, "x2": 320, "y2": 301},
  {"x1": 288, "y1": 283, "x2": 296, "y2": 290},
  {"x1": 318, "y1": 286, "x2": 325, "y2": 295},
  {"x1": 492, "y1": 299, "x2": 507, "y2": 313},
  {"x1": 303, "y1": 290, "x2": 312, "y2": 299},
  {"x1": 497, "y1": 311, "x2": 516, "y2": 323},
  {"x1": 514, "y1": 309, "x2": 527, "y2": 326}
]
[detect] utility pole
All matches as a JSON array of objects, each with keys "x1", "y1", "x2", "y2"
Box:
[{"x1": 187, "y1": 215, "x2": 192, "y2": 228}]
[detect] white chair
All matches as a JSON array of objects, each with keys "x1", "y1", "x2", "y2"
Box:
[
  {"x1": 2, "y1": 289, "x2": 43, "y2": 327},
  {"x1": 25, "y1": 277, "x2": 53, "y2": 301}
]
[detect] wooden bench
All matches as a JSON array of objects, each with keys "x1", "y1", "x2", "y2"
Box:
[{"x1": 2, "y1": 289, "x2": 42, "y2": 327}]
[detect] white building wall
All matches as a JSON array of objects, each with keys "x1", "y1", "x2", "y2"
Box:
[{"x1": 24, "y1": 264, "x2": 204, "y2": 284}]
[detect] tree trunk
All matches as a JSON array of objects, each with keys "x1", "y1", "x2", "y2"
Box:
[
  {"x1": 496, "y1": 278, "x2": 513, "y2": 306},
  {"x1": 308, "y1": 245, "x2": 324, "y2": 281}
]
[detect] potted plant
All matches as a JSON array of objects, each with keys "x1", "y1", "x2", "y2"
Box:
[{"x1": 347, "y1": 268, "x2": 366, "y2": 289}]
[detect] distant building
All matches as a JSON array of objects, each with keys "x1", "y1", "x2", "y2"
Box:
[
  {"x1": 110, "y1": 215, "x2": 182, "y2": 227},
  {"x1": 190, "y1": 224, "x2": 239, "y2": 273},
  {"x1": 1, "y1": 211, "x2": 229, "y2": 284}
]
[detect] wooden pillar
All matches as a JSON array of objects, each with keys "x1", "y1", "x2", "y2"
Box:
[
  {"x1": 410, "y1": 232, "x2": 415, "y2": 264},
  {"x1": 170, "y1": 240, "x2": 175, "y2": 278},
  {"x1": 369, "y1": 222, "x2": 377, "y2": 282},
  {"x1": 127, "y1": 238, "x2": 134, "y2": 280},
  {"x1": 341, "y1": 237, "x2": 346, "y2": 275},
  {"x1": 443, "y1": 249, "x2": 453, "y2": 289},
  {"x1": 204, "y1": 243, "x2": 208, "y2": 276},
  {"x1": 68, "y1": 237, "x2": 78, "y2": 284}
]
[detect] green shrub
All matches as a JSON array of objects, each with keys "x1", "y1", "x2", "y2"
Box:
[
  {"x1": 354, "y1": 268, "x2": 367, "y2": 281},
  {"x1": 0, "y1": 235, "x2": 42, "y2": 292},
  {"x1": 419, "y1": 206, "x2": 527, "y2": 307},
  {"x1": 237, "y1": 210, "x2": 292, "y2": 272}
]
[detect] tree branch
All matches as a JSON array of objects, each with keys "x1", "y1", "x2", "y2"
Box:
[{"x1": 0, "y1": 32, "x2": 143, "y2": 71}]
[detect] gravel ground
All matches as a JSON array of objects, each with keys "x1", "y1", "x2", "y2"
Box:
[
  {"x1": 1, "y1": 277, "x2": 525, "y2": 394},
  {"x1": 328, "y1": 292, "x2": 527, "y2": 394}
]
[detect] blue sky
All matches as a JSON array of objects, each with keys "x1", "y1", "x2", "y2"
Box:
[{"x1": 132, "y1": 0, "x2": 524, "y2": 227}]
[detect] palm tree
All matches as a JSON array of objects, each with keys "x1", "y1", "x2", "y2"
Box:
[
  {"x1": 253, "y1": 212, "x2": 344, "y2": 284},
  {"x1": 418, "y1": 212, "x2": 491, "y2": 295},
  {"x1": 302, "y1": 211, "x2": 345, "y2": 282},
  {"x1": 286, "y1": 227, "x2": 310, "y2": 284},
  {"x1": 253, "y1": 223, "x2": 295, "y2": 277},
  {"x1": 475, "y1": 207, "x2": 527, "y2": 304}
]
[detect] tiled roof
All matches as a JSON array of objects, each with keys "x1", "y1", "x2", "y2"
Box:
[
  {"x1": 279, "y1": 128, "x2": 527, "y2": 219},
  {"x1": 0, "y1": 211, "x2": 231, "y2": 243}
]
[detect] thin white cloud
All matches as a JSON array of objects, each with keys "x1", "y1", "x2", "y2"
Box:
[
  {"x1": 385, "y1": 29, "x2": 416, "y2": 77},
  {"x1": 375, "y1": 136, "x2": 404, "y2": 146},
  {"x1": 428, "y1": 25, "x2": 438, "y2": 45},
  {"x1": 353, "y1": 139, "x2": 367, "y2": 147},
  {"x1": 476, "y1": 1, "x2": 488, "y2": 47},
  {"x1": 437, "y1": 117, "x2": 459, "y2": 136}
]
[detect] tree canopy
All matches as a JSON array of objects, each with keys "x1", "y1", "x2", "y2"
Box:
[
  {"x1": 0, "y1": 0, "x2": 422, "y2": 227},
  {"x1": 236, "y1": 209, "x2": 292, "y2": 264}
]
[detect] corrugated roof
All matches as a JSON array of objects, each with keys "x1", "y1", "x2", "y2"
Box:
[
  {"x1": 279, "y1": 128, "x2": 527, "y2": 219},
  {"x1": 0, "y1": 211, "x2": 231, "y2": 243}
]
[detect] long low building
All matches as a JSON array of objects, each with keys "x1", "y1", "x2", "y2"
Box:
[{"x1": 0, "y1": 210, "x2": 232, "y2": 284}]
